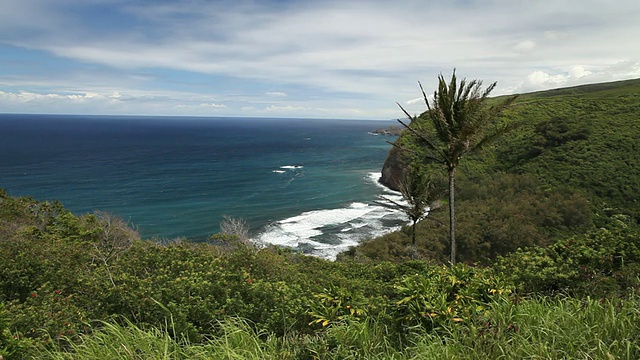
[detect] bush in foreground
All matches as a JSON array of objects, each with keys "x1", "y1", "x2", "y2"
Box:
[
  {"x1": 37, "y1": 296, "x2": 640, "y2": 360},
  {"x1": 2, "y1": 192, "x2": 640, "y2": 359}
]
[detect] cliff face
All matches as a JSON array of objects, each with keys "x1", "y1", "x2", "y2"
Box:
[{"x1": 379, "y1": 144, "x2": 405, "y2": 191}]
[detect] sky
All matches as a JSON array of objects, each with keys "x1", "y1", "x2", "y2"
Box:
[{"x1": 0, "y1": 0, "x2": 639, "y2": 120}]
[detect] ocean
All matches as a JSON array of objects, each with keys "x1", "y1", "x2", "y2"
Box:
[{"x1": 0, "y1": 114, "x2": 406, "y2": 259}]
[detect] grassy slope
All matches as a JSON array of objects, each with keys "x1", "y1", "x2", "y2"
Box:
[
  {"x1": 345, "y1": 78, "x2": 640, "y2": 263},
  {"x1": 495, "y1": 78, "x2": 640, "y2": 218},
  {"x1": 500, "y1": 78, "x2": 640, "y2": 212}
]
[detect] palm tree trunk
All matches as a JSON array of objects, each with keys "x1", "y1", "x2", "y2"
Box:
[
  {"x1": 411, "y1": 220, "x2": 417, "y2": 260},
  {"x1": 449, "y1": 167, "x2": 456, "y2": 265}
]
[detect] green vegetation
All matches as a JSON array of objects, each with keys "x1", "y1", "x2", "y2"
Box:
[
  {"x1": 376, "y1": 165, "x2": 443, "y2": 254},
  {"x1": 1, "y1": 188, "x2": 640, "y2": 358},
  {"x1": 396, "y1": 70, "x2": 518, "y2": 264},
  {"x1": 1, "y1": 78, "x2": 640, "y2": 358},
  {"x1": 357, "y1": 77, "x2": 640, "y2": 264},
  {"x1": 35, "y1": 297, "x2": 640, "y2": 359}
]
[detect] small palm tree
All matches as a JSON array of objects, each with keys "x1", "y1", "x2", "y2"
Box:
[
  {"x1": 398, "y1": 70, "x2": 517, "y2": 264},
  {"x1": 377, "y1": 165, "x2": 444, "y2": 258}
]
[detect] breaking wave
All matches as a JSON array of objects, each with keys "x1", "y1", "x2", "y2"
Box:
[{"x1": 255, "y1": 172, "x2": 407, "y2": 260}]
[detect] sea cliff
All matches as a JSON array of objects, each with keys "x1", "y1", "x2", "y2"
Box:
[{"x1": 379, "y1": 144, "x2": 404, "y2": 191}]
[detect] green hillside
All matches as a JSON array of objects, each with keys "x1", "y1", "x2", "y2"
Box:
[
  {"x1": 348, "y1": 78, "x2": 640, "y2": 264},
  {"x1": 497, "y1": 79, "x2": 640, "y2": 218},
  {"x1": 514, "y1": 78, "x2": 640, "y2": 99}
]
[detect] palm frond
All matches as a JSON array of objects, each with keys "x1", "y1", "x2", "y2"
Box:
[
  {"x1": 397, "y1": 102, "x2": 415, "y2": 122},
  {"x1": 419, "y1": 81, "x2": 429, "y2": 108},
  {"x1": 395, "y1": 118, "x2": 447, "y2": 162}
]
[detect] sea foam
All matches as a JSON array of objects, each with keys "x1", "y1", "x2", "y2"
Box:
[{"x1": 255, "y1": 172, "x2": 407, "y2": 260}]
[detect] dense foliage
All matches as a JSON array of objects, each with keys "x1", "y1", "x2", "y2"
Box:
[{"x1": 1, "y1": 189, "x2": 639, "y2": 359}]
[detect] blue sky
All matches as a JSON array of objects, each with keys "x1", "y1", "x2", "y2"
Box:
[{"x1": 1, "y1": 0, "x2": 639, "y2": 119}]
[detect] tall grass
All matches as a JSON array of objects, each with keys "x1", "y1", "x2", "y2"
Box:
[
  {"x1": 409, "y1": 295, "x2": 640, "y2": 359},
  {"x1": 42, "y1": 319, "x2": 195, "y2": 359},
  {"x1": 40, "y1": 296, "x2": 640, "y2": 360},
  {"x1": 41, "y1": 318, "x2": 286, "y2": 360}
]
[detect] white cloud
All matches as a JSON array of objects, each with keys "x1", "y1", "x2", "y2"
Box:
[
  {"x1": 514, "y1": 40, "x2": 537, "y2": 53},
  {"x1": 199, "y1": 102, "x2": 227, "y2": 108},
  {"x1": 543, "y1": 30, "x2": 567, "y2": 40},
  {"x1": 405, "y1": 98, "x2": 423, "y2": 105},
  {"x1": 1, "y1": 90, "x2": 65, "y2": 102},
  {"x1": 527, "y1": 71, "x2": 565, "y2": 87},
  {"x1": 1, "y1": 0, "x2": 640, "y2": 117},
  {"x1": 266, "y1": 91, "x2": 287, "y2": 97},
  {"x1": 67, "y1": 92, "x2": 99, "y2": 100},
  {"x1": 264, "y1": 105, "x2": 307, "y2": 113},
  {"x1": 514, "y1": 60, "x2": 640, "y2": 93},
  {"x1": 569, "y1": 66, "x2": 592, "y2": 79}
]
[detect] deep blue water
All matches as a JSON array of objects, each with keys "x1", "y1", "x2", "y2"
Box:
[{"x1": 0, "y1": 114, "x2": 405, "y2": 259}]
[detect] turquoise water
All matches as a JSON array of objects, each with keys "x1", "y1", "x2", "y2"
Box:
[{"x1": 0, "y1": 114, "x2": 406, "y2": 259}]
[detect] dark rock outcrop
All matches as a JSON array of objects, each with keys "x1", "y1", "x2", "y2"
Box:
[
  {"x1": 371, "y1": 126, "x2": 403, "y2": 136},
  {"x1": 379, "y1": 145, "x2": 405, "y2": 191}
]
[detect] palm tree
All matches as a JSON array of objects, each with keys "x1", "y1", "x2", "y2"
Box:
[
  {"x1": 377, "y1": 165, "x2": 444, "y2": 258},
  {"x1": 397, "y1": 70, "x2": 518, "y2": 264}
]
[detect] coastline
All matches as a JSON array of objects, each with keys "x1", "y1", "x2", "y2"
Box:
[
  {"x1": 1, "y1": 114, "x2": 401, "y2": 258},
  {"x1": 255, "y1": 171, "x2": 407, "y2": 260}
]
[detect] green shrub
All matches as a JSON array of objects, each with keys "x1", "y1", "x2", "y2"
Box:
[
  {"x1": 0, "y1": 302, "x2": 34, "y2": 360},
  {"x1": 391, "y1": 264, "x2": 513, "y2": 334},
  {"x1": 495, "y1": 223, "x2": 640, "y2": 296},
  {"x1": 6, "y1": 284, "x2": 90, "y2": 348}
]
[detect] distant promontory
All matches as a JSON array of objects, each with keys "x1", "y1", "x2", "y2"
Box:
[{"x1": 370, "y1": 125, "x2": 403, "y2": 136}]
